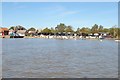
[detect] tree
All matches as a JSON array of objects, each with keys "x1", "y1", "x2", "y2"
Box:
[
  {"x1": 55, "y1": 23, "x2": 66, "y2": 33},
  {"x1": 28, "y1": 27, "x2": 36, "y2": 31},
  {"x1": 76, "y1": 28, "x2": 80, "y2": 34},
  {"x1": 80, "y1": 27, "x2": 90, "y2": 34},
  {"x1": 15, "y1": 25, "x2": 26, "y2": 30},
  {"x1": 65, "y1": 26, "x2": 74, "y2": 33},
  {"x1": 103, "y1": 28, "x2": 109, "y2": 33},
  {"x1": 98, "y1": 25, "x2": 104, "y2": 32},
  {"x1": 109, "y1": 26, "x2": 120, "y2": 38},
  {"x1": 9, "y1": 26, "x2": 15, "y2": 30},
  {"x1": 91, "y1": 24, "x2": 99, "y2": 33},
  {"x1": 51, "y1": 27, "x2": 56, "y2": 34},
  {"x1": 9, "y1": 25, "x2": 26, "y2": 30},
  {"x1": 41, "y1": 28, "x2": 51, "y2": 34},
  {"x1": 117, "y1": 28, "x2": 120, "y2": 39}
]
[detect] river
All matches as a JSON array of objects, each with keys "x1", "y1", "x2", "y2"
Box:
[{"x1": 2, "y1": 38, "x2": 118, "y2": 78}]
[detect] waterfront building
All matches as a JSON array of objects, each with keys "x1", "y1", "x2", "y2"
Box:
[{"x1": 0, "y1": 28, "x2": 9, "y2": 36}]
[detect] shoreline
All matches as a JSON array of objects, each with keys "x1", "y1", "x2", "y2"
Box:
[{"x1": 0, "y1": 35, "x2": 119, "y2": 41}]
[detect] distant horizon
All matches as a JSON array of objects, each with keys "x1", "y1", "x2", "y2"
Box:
[{"x1": 2, "y1": 2, "x2": 118, "y2": 30}]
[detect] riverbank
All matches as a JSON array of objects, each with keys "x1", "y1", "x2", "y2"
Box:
[
  {"x1": 0, "y1": 36, "x2": 120, "y2": 42},
  {"x1": 0, "y1": 35, "x2": 119, "y2": 41},
  {"x1": 23, "y1": 36, "x2": 120, "y2": 41}
]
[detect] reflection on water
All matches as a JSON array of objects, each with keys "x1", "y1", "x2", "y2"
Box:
[{"x1": 2, "y1": 38, "x2": 118, "y2": 78}]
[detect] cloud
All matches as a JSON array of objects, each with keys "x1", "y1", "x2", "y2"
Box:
[{"x1": 59, "y1": 11, "x2": 79, "y2": 17}]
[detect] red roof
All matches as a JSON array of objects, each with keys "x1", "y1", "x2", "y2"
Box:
[{"x1": 0, "y1": 28, "x2": 9, "y2": 32}]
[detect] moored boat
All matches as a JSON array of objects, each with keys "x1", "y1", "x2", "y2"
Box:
[
  {"x1": 115, "y1": 39, "x2": 120, "y2": 42},
  {"x1": 10, "y1": 36, "x2": 24, "y2": 38},
  {"x1": 10, "y1": 32, "x2": 24, "y2": 38}
]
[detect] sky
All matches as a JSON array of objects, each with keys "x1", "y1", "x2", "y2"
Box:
[
  {"x1": 1, "y1": 0, "x2": 119, "y2": 2},
  {"x1": 2, "y1": 2, "x2": 118, "y2": 30}
]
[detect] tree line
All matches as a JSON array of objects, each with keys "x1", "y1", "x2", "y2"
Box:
[{"x1": 9, "y1": 23, "x2": 120, "y2": 39}]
